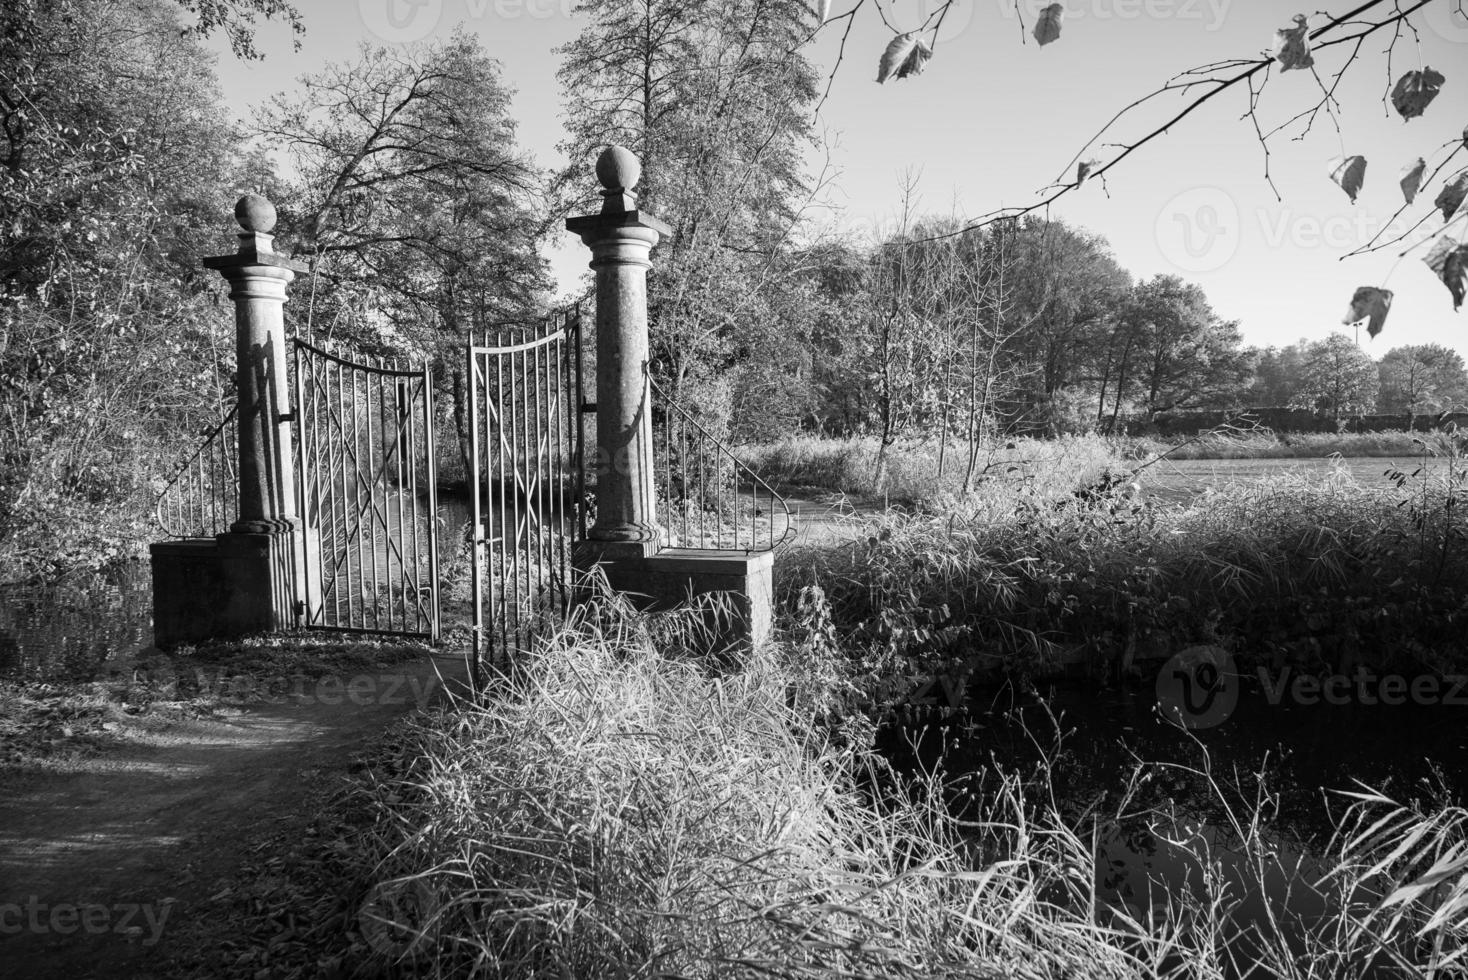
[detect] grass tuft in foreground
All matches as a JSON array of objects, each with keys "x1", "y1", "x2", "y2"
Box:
[{"x1": 178, "y1": 600, "x2": 1468, "y2": 979}]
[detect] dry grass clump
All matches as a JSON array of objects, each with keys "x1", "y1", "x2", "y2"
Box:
[
  {"x1": 343, "y1": 611, "x2": 1175, "y2": 979},
  {"x1": 1125, "y1": 429, "x2": 1430, "y2": 462},
  {"x1": 742, "y1": 434, "x2": 1124, "y2": 510},
  {"x1": 780, "y1": 470, "x2": 1468, "y2": 690}
]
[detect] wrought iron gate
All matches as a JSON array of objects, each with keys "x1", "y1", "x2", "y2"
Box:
[
  {"x1": 292, "y1": 339, "x2": 440, "y2": 639},
  {"x1": 466, "y1": 309, "x2": 585, "y2": 674}
]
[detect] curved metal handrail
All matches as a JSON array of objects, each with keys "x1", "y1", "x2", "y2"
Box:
[
  {"x1": 154, "y1": 406, "x2": 238, "y2": 538},
  {"x1": 650, "y1": 377, "x2": 793, "y2": 553}
]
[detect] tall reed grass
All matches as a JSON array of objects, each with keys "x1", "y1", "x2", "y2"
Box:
[
  {"x1": 224, "y1": 600, "x2": 1468, "y2": 980},
  {"x1": 778, "y1": 469, "x2": 1468, "y2": 703}
]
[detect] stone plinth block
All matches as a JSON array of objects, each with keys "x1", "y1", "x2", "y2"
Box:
[
  {"x1": 574, "y1": 546, "x2": 774, "y2": 653},
  {"x1": 150, "y1": 531, "x2": 297, "y2": 648}
]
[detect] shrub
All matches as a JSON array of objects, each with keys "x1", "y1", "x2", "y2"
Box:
[{"x1": 778, "y1": 470, "x2": 1468, "y2": 709}]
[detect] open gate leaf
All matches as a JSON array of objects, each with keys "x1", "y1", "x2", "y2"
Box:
[
  {"x1": 1328, "y1": 155, "x2": 1367, "y2": 203},
  {"x1": 1342, "y1": 286, "x2": 1393, "y2": 339},
  {"x1": 1424, "y1": 238, "x2": 1468, "y2": 311},
  {"x1": 1271, "y1": 14, "x2": 1313, "y2": 71},
  {"x1": 877, "y1": 33, "x2": 931, "y2": 83},
  {"x1": 1400, "y1": 157, "x2": 1426, "y2": 204},
  {"x1": 1034, "y1": 4, "x2": 1064, "y2": 46},
  {"x1": 1436, "y1": 172, "x2": 1468, "y2": 222},
  {"x1": 1390, "y1": 67, "x2": 1446, "y2": 121}
]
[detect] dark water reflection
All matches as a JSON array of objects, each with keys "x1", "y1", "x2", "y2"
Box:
[
  {"x1": 889, "y1": 678, "x2": 1468, "y2": 973},
  {"x1": 0, "y1": 562, "x2": 153, "y2": 681}
]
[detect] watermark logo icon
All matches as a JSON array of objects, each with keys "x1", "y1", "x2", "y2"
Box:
[
  {"x1": 359, "y1": 0, "x2": 443, "y2": 43},
  {"x1": 1156, "y1": 644, "x2": 1239, "y2": 729},
  {"x1": 1422, "y1": 0, "x2": 1468, "y2": 43},
  {"x1": 1155, "y1": 186, "x2": 1239, "y2": 274},
  {"x1": 359, "y1": 878, "x2": 440, "y2": 958}
]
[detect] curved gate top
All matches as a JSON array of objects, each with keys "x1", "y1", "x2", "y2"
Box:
[
  {"x1": 467, "y1": 309, "x2": 586, "y2": 675},
  {"x1": 292, "y1": 339, "x2": 440, "y2": 640}
]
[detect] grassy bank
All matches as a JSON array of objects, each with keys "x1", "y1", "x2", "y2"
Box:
[
  {"x1": 741, "y1": 434, "x2": 1124, "y2": 510},
  {"x1": 741, "y1": 430, "x2": 1452, "y2": 510},
  {"x1": 177, "y1": 605, "x2": 1467, "y2": 979},
  {"x1": 1125, "y1": 429, "x2": 1445, "y2": 462},
  {"x1": 777, "y1": 468, "x2": 1468, "y2": 705}
]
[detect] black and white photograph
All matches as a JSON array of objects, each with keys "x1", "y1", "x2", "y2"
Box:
[{"x1": 3, "y1": 0, "x2": 1468, "y2": 976}]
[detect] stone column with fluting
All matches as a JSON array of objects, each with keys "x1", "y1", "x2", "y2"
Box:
[{"x1": 566, "y1": 147, "x2": 671, "y2": 558}]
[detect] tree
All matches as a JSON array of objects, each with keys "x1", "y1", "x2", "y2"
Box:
[
  {"x1": 0, "y1": 0, "x2": 250, "y2": 575},
  {"x1": 1117, "y1": 275, "x2": 1254, "y2": 420},
  {"x1": 1378, "y1": 344, "x2": 1468, "y2": 421},
  {"x1": 1246, "y1": 343, "x2": 1311, "y2": 408},
  {"x1": 254, "y1": 32, "x2": 550, "y2": 470},
  {"x1": 998, "y1": 218, "x2": 1131, "y2": 430},
  {"x1": 556, "y1": 0, "x2": 820, "y2": 427},
  {"x1": 1297, "y1": 333, "x2": 1379, "y2": 420},
  {"x1": 812, "y1": 2, "x2": 1466, "y2": 339}
]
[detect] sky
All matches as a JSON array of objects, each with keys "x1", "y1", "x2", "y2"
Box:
[{"x1": 209, "y1": 0, "x2": 1468, "y2": 358}]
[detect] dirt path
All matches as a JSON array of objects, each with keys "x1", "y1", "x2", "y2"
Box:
[{"x1": 0, "y1": 651, "x2": 468, "y2": 979}]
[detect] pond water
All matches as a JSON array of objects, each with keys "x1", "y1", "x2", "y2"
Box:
[
  {"x1": 887, "y1": 676, "x2": 1468, "y2": 974},
  {"x1": 0, "y1": 562, "x2": 154, "y2": 682}
]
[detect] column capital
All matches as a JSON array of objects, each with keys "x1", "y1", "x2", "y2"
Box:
[
  {"x1": 565, "y1": 145, "x2": 672, "y2": 246},
  {"x1": 203, "y1": 194, "x2": 308, "y2": 276}
]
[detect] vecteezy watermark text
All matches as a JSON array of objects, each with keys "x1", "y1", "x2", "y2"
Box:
[
  {"x1": 1257, "y1": 666, "x2": 1468, "y2": 708},
  {"x1": 129, "y1": 668, "x2": 441, "y2": 708},
  {"x1": 0, "y1": 897, "x2": 172, "y2": 946},
  {"x1": 1159, "y1": 646, "x2": 1468, "y2": 729}
]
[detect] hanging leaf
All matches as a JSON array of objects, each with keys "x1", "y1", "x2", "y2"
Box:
[
  {"x1": 876, "y1": 33, "x2": 931, "y2": 83},
  {"x1": 1271, "y1": 14, "x2": 1313, "y2": 71},
  {"x1": 1328, "y1": 155, "x2": 1367, "y2": 203},
  {"x1": 816, "y1": 0, "x2": 831, "y2": 23},
  {"x1": 1342, "y1": 286, "x2": 1393, "y2": 339},
  {"x1": 1436, "y1": 172, "x2": 1468, "y2": 222},
  {"x1": 1034, "y1": 4, "x2": 1064, "y2": 46},
  {"x1": 1424, "y1": 238, "x2": 1468, "y2": 311},
  {"x1": 1400, "y1": 157, "x2": 1427, "y2": 205},
  {"x1": 1390, "y1": 68, "x2": 1446, "y2": 120},
  {"x1": 1076, "y1": 159, "x2": 1101, "y2": 185}
]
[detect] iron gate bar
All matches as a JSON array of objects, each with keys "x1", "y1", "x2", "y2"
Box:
[
  {"x1": 292, "y1": 337, "x2": 440, "y2": 640},
  {"x1": 467, "y1": 310, "x2": 584, "y2": 680}
]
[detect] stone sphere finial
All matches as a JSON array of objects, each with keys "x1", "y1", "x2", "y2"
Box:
[
  {"x1": 595, "y1": 146, "x2": 641, "y2": 193},
  {"x1": 234, "y1": 194, "x2": 277, "y2": 234}
]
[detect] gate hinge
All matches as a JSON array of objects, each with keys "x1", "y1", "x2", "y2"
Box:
[{"x1": 580, "y1": 401, "x2": 596, "y2": 413}]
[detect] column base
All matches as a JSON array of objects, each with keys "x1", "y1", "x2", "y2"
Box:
[
  {"x1": 573, "y1": 544, "x2": 774, "y2": 653},
  {"x1": 149, "y1": 530, "x2": 298, "y2": 648}
]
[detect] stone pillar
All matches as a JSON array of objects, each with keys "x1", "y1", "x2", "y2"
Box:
[
  {"x1": 203, "y1": 195, "x2": 306, "y2": 535},
  {"x1": 566, "y1": 147, "x2": 671, "y2": 558},
  {"x1": 151, "y1": 195, "x2": 310, "y2": 646},
  {"x1": 563, "y1": 148, "x2": 772, "y2": 652}
]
